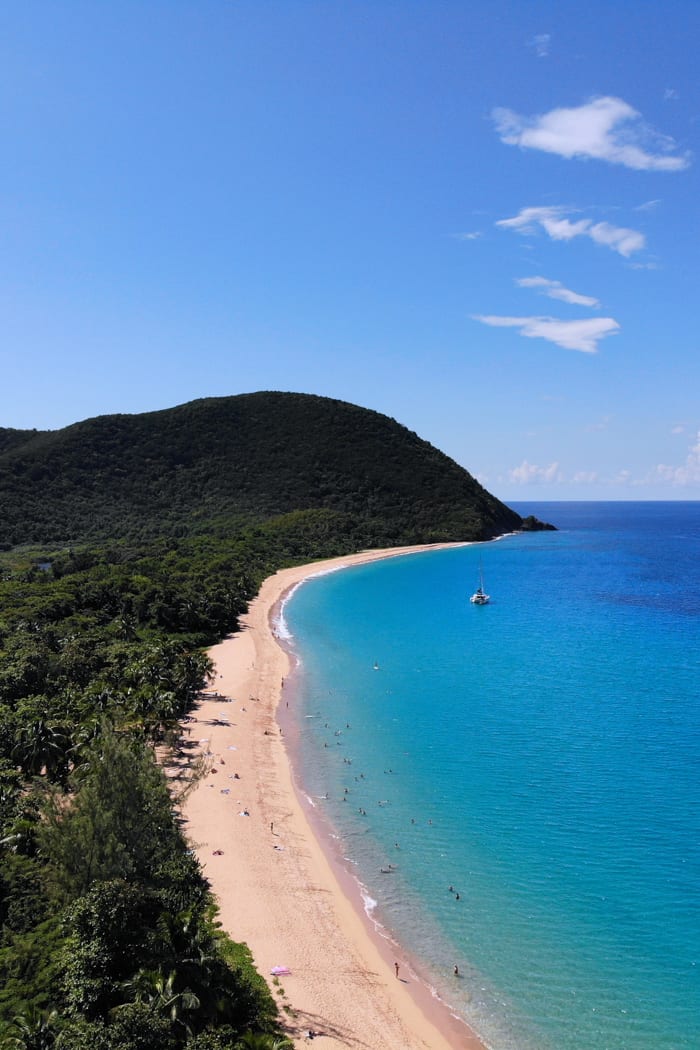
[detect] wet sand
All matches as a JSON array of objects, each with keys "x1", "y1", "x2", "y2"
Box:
[{"x1": 177, "y1": 544, "x2": 486, "y2": 1049}]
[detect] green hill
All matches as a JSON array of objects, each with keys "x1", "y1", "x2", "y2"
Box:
[
  {"x1": 0, "y1": 392, "x2": 539, "y2": 548},
  {"x1": 0, "y1": 393, "x2": 552, "y2": 1043}
]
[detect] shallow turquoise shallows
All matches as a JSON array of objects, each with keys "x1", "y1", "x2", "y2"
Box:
[{"x1": 282, "y1": 502, "x2": 700, "y2": 1050}]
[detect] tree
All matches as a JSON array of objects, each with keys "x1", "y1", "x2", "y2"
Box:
[
  {"x1": 115, "y1": 968, "x2": 199, "y2": 1035},
  {"x1": 234, "y1": 1035, "x2": 292, "y2": 1050},
  {"x1": 60, "y1": 880, "x2": 153, "y2": 1019},
  {"x1": 98, "y1": 1003, "x2": 176, "y2": 1050},
  {"x1": 0, "y1": 1008, "x2": 59, "y2": 1050},
  {"x1": 39, "y1": 731, "x2": 181, "y2": 897},
  {"x1": 12, "y1": 714, "x2": 70, "y2": 784}
]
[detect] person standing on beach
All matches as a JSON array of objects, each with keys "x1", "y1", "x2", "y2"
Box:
[{"x1": 394, "y1": 961, "x2": 400, "y2": 978}]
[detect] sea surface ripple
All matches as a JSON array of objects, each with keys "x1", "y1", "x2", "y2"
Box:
[{"x1": 284, "y1": 502, "x2": 700, "y2": 1050}]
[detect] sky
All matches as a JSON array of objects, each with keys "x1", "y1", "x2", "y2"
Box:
[{"x1": 2, "y1": 2, "x2": 699, "y2": 501}]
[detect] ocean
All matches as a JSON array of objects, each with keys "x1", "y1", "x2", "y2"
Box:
[{"x1": 280, "y1": 502, "x2": 700, "y2": 1050}]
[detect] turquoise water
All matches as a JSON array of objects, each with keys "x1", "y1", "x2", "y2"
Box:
[{"x1": 282, "y1": 503, "x2": 700, "y2": 1050}]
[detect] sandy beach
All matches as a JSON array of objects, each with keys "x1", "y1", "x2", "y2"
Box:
[{"x1": 176, "y1": 544, "x2": 486, "y2": 1050}]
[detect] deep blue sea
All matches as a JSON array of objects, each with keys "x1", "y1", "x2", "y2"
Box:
[{"x1": 281, "y1": 503, "x2": 700, "y2": 1050}]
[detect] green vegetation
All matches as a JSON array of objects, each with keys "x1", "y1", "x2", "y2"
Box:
[
  {"x1": 0, "y1": 392, "x2": 528, "y2": 547},
  {"x1": 0, "y1": 530, "x2": 298, "y2": 1048},
  {"x1": 0, "y1": 392, "x2": 552, "y2": 1047}
]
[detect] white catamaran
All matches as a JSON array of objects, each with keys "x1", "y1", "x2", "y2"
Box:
[{"x1": 470, "y1": 562, "x2": 490, "y2": 605}]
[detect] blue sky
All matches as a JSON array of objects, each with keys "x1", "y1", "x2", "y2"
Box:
[{"x1": 2, "y1": 2, "x2": 699, "y2": 501}]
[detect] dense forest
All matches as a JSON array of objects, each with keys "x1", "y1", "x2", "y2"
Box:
[
  {"x1": 0, "y1": 392, "x2": 529, "y2": 548},
  {"x1": 0, "y1": 530, "x2": 301, "y2": 1050},
  {"x1": 0, "y1": 393, "x2": 552, "y2": 1048}
]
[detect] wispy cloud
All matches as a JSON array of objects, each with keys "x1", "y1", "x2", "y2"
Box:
[
  {"x1": 628, "y1": 260, "x2": 660, "y2": 270},
  {"x1": 664, "y1": 87, "x2": 680, "y2": 101},
  {"x1": 452, "y1": 231, "x2": 482, "y2": 241},
  {"x1": 635, "y1": 199, "x2": 661, "y2": 211},
  {"x1": 492, "y1": 96, "x2": 690, "y2": 171},
  {"x1": 528, "y1": 33, "x2": 551, "y2": 58},
  {"x1": 585, "y1": 416, "x2": 612, "y2": 432},
  {"x1": 472, "y1": 314, "x2": 619, "y2": 353},
  {"x1": 497, "y1": 205, "x2": 645, "y2": 257},
  {"x1": 650, "y1": 431, "x2": 700, "y2": 485},
  {"x1": 516, "y1": 275, "x2": 600, "y2": 307},
  {"x1": 508, "y1": 460, "x2": 561, "y2": 484}
]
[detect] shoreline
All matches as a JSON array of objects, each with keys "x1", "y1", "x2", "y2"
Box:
[{"x1": 177, "y1": 543, "x2": 487, "y2": 1049}]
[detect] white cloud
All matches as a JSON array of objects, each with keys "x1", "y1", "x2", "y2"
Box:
[
  {"x1": 516, "y1": 275, "x2": 600, "y2": 307},
  {"x1": 498, "y1": 206, "x2": 590, "y2": 242},
  {"x1": 473, "y1": 313, "x2": 619, "y2": 353},
  {"x1": 497, "y1": 205, "x2": 645, "y2": 257},
  {"x1": 453, "y1": 231, "x2": 482, "y2": 241},
  {"x1": 528, "y1": 33, "x2": 551, "y2": 58},
  {"x1": 651, "y1": 431, "x2": 700, "y2": 486},
  {"x1": 664, "y1": 87, "x2": 679, "y2": 101},
  {"x1": 585, "y1": 416, "x2": 613, "y2": 432},
  {"x1": 635, "y1": 199, "x2": 661, "y2": 211},
  {"x1": 492, "y1": 96, "x2": 690, "y2": 171},
  {"x1": 508, "y1": 460, "x2": 561, "y2": 484},
  {"x1": 572, "y1": 470, "x2": 599, "y2": 484},
  {"x1": 628, "y1": 260, "x2": 660, "y2": 270},
  {"x1": 588, "y1": 221, "x2": 645, "y2": 256},
  {"x1": 671, "y1": 424, "x2": 687, "y2": 435}
]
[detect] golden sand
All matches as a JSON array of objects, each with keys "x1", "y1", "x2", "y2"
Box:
[{"x1": 177, "y1": 546, "x2": 486, "y2": 1049}]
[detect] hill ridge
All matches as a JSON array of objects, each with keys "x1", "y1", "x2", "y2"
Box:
[{"x1": 0, "y1": 391, "x2": 538, "y2": 548}]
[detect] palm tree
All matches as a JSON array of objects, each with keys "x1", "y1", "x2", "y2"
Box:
[
  {"x1": 154, "y1": 909, "x2": 239, "y2": 1028},
  {"x1": 69, "y1": 716, "x2": 105, "y2": 769},
  {"x1": 235, "y1": 1034, "x2": 293, "y2": 1050},
  {"x1": 0, "y1": 1009, "x2": 59, "y2": 1050},
  {"x1": 114, "y1": 612, "x2": 138, "y2": 641},
  {"x1": 12, "y1": 717, "x2": 70, "y2": 782},
  {"x1": 116, "y1": 967, "x2": 200, "y2": 1035}
]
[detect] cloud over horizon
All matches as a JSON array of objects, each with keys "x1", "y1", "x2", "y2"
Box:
[
  {"x1": 651, "y1": 430, "x2": 700, "y2": 485},
  {"x1": 516, "y1": 275, "x2": 600, "y2": 307},
  {"x1": 492, "y1": 96, "x2": 690, "y2": 171},
  {"x1": 497, "y1": 205, "x2": 645, "y2": 257},
  {"x1": 473, "y1": 313, "x2": 620, "y2": 353},
  {"x1": 508, "y1": 460, "x2": 561, "y2": 485}
]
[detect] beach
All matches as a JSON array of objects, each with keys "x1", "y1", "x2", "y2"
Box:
[{"x1": 177, "y1": 544, "x2": 485, "y2": 1050}]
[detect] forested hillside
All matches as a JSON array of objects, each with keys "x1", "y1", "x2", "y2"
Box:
[{"x1": 0, "y1": 392, "x2": 526, "y2": 547}]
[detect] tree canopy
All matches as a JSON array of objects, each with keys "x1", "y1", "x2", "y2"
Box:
[{"x1": 0, "y1": 392, "x2": 534, "y2": 547}]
